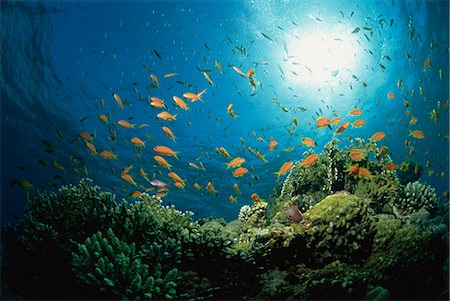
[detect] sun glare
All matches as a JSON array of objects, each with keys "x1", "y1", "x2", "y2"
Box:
[{"x1": 284, "y1": 28, "x2": 359, "y2": 85}]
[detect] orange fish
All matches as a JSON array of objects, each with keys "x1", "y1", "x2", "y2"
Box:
[
  {"x1": 51, "y1": 161, "x2": 65, "y2": 171},
  {"x1": 163, "y1": 73, "x2": 178, "y2": 78},
  {"x1": 316, "y1": 117, "x2": 330, "y2": 128},
  {"x1": 154, "y1": 155, "x2": 172, "y2": 170},
  {"x1": 193, "y1": 183, "x2": 202, "y2": 190},
  {"x1": 349, "y1": 148, "x2": 365, "y2": 155},
  {"x1": 409, "y1": 129, "x2": 425, "y2": 139},
  {"x1": 99, "y1": 114, "x2": 109, "y2": 124},
  {"x1": 409, "y1": 117, "x2": 418, "y2": 125},
  {"x1": 168, "y1": 171, "x2": 184, "y2": 184},
  {"x1": 334, "y1": 121, "x2": 350, "y2": 135},
  {"x1": 118, "y1": 120, "x2": 135, "y2": 128},
  {"x1": 113, "y1": 93, "x2": 124, "y2": 109},
  {"x1": 155, "y1": 192, "x2": 168, "y2": 198},
  {"x1": 100, "y1": 150, "x2": 118, "y2": 159},
  {"x1": 346, "y1": 164, "x2": 360, "y2": 177},
  {"x1": 121, "y1": 164, "x2": 133, "y2": 176},
  {"x1": 130, "y1": 137, "x2": 145, "y2": 147},
  {"x1": 370, "y1": 132, "x2": 386, "y2": 141},
  {"x1": 150, "y1": 97, "x2": 166, "y2": 109},
  {"x1": 121, "y1": 173, "x2": 137, "y2": 186},
  {"x1": 349, "y1": 108, "x2": 362, "y2": 116},
  {"x1": 17, "y1": 179, "x2": 32, "y2": 190},
  {"x1": 80, "y1": 131, "x2": 93, "y2": 141},
  {"x1": 174, "y1": 181, "x2": 185, "y2": 190},
  {"x1": 302, "y1": 137, "x2": 316, "y2": 147},
  {"x1": 269, "y1": 137, "x2": 278, "y2": 151},
  {"x1": 150, "y1": 74, "x2": 159, "y2": 87},
  {"x1": 387, "y1": 91, "x2": 395, "y2": 99},
  {"x1": 233, "y1": 183, "x2": 240, "y2": 194},
  {"x1": 154, "y1": 146, "x2": 179, "y2": 159},
  {"x1": 233, "y1": 167, "x2": 248, "y2": 177},
  {"x1": 129, "y1": 191, "x2": 142, "y2": 198},
  {"x1": 162, "y1": 126, "x2": 176, "y2": 142},
  {"x1": 86, "y1": 142, "x2": 97, "y2": 155},
  {"x1": 157, "y1": 111, "x2": 177, "y2": 121},
  {"x1": 251, "y1": 193, "x2": 262, "y2": 203},
  {"x1": 219, "y1": 147, "x2": 232, "y2": 158},
  {"x1": 329, "y1": 117, "x2": 341, "y2": 125},
  {"x1": 358, "y1": 167, "x2": 373, "y2": 179},
  {"x1": 206, "y1": 181, "x2": 218, "y2": 194},
  {"x1": 351, "y1": 154, "x2": 363, "y2": 162},
  {"x1": 183, "y1": 88, "x2": 207, "y2": 102},
  {"x1": 352, "y1": 119, "x2": 366, "y2": 128},
  {"x1": 300, "y1": 154, "x2": 318, "y2": 167},
  {"x1": 227, "y1": 104, "x2": 238, "y2": 119},
  {"x1": 226, "y1": 157, "x2": 245, "y2": 170},
  {"x1": 172, "y1": 96, "x2": 189, "y2": 110},
  {"x1": 384, "y1": 163, "x2": 398, "y2": 170},
  {"x1": 229, "y1": 195, "x2": 238, "y2": 203},
  {"x1": 274, "y1": 161, "x2": 294, "y2": 179},
  {"x1": 423, "y1": 56, "x2": 430, "y2": 71}
]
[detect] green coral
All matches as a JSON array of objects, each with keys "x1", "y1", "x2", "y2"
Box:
[
  {"x1": 299, "y1": 194, "x2": 375, "y2": 266},
  {"x1": 72, "y1": 228, "x2": 178, "y2": 300},
  {"x1": 351, "y1": 171, "x2": 400, "y2": 213},
  {"x1": 2, "y1": 144, "x2": 448, "y2": 301},
  {"x1": 258, "y1": 261, "x2": 370, "y2": 300},
  {"x1": 364, "y1": 217, "x2": 448, "y2": 298},
  {"x1": 237, "y1": 201, "x2": 269, "y2": 230},
  {"x1": 397, "y1": 181, "x2": 437, "y2": 214}
]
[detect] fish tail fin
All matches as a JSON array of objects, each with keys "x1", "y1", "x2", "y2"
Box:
[
  {"x1": 173, "y1": 114, "x2": 178, "y2": 120},
  {"x1": 174, "y1": 152, "x2": 179, "y2": 160}
]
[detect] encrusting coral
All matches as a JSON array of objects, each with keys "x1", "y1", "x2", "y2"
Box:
[{"x1": 1, "y1": 135, "x2": 448, "y2": 301}]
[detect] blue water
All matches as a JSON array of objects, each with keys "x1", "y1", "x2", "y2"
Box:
[{"x1": 1, "y1": 0, "x2": 449, "y2": 225}]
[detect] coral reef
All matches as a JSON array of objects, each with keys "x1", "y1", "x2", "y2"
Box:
[
  {"x1": 72, "y1": 228, "x2": 178, "y2": 299},
  {"x1": 2, "y1": 134, "x2": 448, "y2": 301},
  {"x1": 397, "y1": 181, "x2": 437, "y2": 214},
  {"x1": 298, "y1": 194, "x2": 375, "y2": 266}
]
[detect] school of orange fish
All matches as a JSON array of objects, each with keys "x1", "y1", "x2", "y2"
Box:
[{"x1": 13, "y1": 11, "x2": 450, "y2": 205}]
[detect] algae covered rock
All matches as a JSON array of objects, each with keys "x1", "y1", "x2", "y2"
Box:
[{"x1": 300, "y1": 193, "x2": 375, "y2": 266}]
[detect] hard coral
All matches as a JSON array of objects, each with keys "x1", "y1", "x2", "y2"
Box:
[
  {"x1": 397, "y1": 181, "x2": 437, "y2": 214},
  {"x1": 299, "y1": 194, "x2": 375, "y2": 266},
  {"x1": 72, "y1": 228, "x2": 178, "y2": 300}
]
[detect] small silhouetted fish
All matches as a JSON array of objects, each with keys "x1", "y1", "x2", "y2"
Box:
[
  {"x1": 352, "y1": 27, "x2": 360, "y2": 33},
  {"x1": 153, "y1": 49, "x2": 162, "y2": 60},
  {"x1": 261, "y1": 32, "x2": 273, "y2": 41}
]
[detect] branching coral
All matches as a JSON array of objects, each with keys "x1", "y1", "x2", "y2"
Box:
[
  {"x1": 397, "y1": 181, "x2": 437, "y2": 214},
  {"x1": 2, "y1": 167, "x2": 447, "y2": 301},
  {"x1": 72, "y1": 228, "x2": 178, "y2": 300}
]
